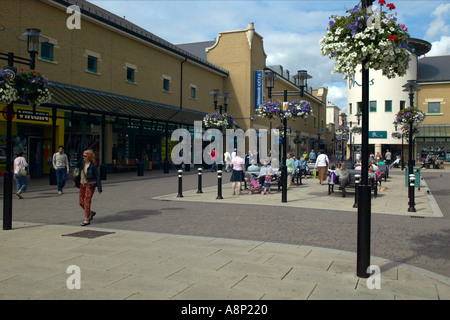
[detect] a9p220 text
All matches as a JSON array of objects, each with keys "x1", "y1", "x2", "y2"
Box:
[{"x1": 181, "y1": 304, "x2": 268, "y2": 317}]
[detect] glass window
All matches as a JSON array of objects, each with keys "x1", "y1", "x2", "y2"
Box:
[
  {"x1": 357, "y1": 102, "x2": 362, "y2": 113},
  {"x1": 190, "y1": 87, "x2": 196, "y2": 99},
  {"x1": 428, "y1": 102, "x2": 440, "y2": 113},
  {"x1": 41, "y1": 42, "x2": 53, "y2": 61},
  {"x1": 349, "y1": 103, "x2": 352, "y2": 114},
  {"x1": 163, "y1": 78, "x2": 170, "y2": 92},
  {"x1": 370, "y1": 101, "x2": 376, "y2": 112},
  {"x1": 87, "y1": 56, "x2": 97, "y2": 73},
  {"x1": 385, "y1": 100, "x2": 392, "y2": 112},
  {"x1": 126, "y1": 67, "x2": 134, "y2": 82},
  {"x1": 400, "y1": 101, "x2": 405, "y2": 110}
]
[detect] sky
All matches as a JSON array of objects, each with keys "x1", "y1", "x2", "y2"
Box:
[{"x1": 89, "y1": 0, "x2": 450, "y2": 111}]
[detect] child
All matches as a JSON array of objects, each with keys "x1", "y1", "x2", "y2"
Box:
[
  {"x1": 262, "y1": 170, "x2": 272, "y2": 195},
  {"x1": 328, "y1": 165, "x2": 337, "y2": 194}
]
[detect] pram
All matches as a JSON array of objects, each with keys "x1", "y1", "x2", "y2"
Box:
[{"x1": 248, "y1": 176, "x2": 263, "y2": 195}]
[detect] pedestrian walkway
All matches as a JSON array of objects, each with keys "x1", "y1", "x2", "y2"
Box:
[
  {"x1": 1, "y1": 168, "x2": 449, "y2": 300},
  {"x1": 155, "y1": 170, "x2": 443, "y2": 218},
  {"x1": 0, "y1": 222, "x2": 449, "y2": 300}
]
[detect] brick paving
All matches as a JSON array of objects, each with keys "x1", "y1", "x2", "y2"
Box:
[{"x1": 1, "y1": 167, "x2": 449, "y2": 278}]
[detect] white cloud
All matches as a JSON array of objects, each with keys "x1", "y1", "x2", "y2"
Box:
[
  {"x1": 425, "y1": 3, "x2": 450, "y2": 40},
  {"x1": 427, "y1": 36, "x2": 450, "y2": 56},
  {"x1": 324, "y1": 84, "x2": 347, "y2": 111}
]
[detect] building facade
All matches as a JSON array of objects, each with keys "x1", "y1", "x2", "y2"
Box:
[{"x1": 0, "y1": 0, "x2": 328, "y2": 177}]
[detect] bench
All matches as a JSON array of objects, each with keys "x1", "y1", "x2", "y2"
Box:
[
  {"x1": 329, "y1": 169, "x2": 378, "y2": 198},
  {"x1": 112, "y1": 159, "x2": 139, "y2": 172},
  {"x1": 245, "y1": 170, "x2": 282, "y2": 191}
]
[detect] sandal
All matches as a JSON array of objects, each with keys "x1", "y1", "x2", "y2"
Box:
[
  {"x1": 80, "y1": 220, "x2": 90, "y2": 226},
  {"x1": 89, "y1": 211, "x2": 96, "y2": 221}
]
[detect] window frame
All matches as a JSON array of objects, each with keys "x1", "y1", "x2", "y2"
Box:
[
  {"x1": 369, "y1": 100, "x2": 377, "y2": 112},
  {"x1": 126, "y1": 67, "x2": 135, "y2": 83},
  {"x1": 385, "y1": 100, "x2": 392, "y2": 112},
  {"x1": 40, "y1": 42, "x2": 53, "y2": 61},
  {"x1": 428, "y1": 102, "x2": 440, "y2": 114},
  {"x1": 87, "y1": 55, "x2": 98, "y2": 73}
]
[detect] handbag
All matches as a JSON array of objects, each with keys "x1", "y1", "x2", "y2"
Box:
[
  {"x1": 73, "y1": 168, "x2": 81, "y2": 188},
  {"x1": 18, "y1": 168, "x2": 27, "y2": 176}
]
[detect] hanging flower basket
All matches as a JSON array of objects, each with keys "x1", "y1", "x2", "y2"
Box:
[
  {"x1": 284, "y1": 99, "x2": 313, "y2": 120},
  {"x1": 391, "y1": 131, "x2": 402, "y2": 139},
  {"x1": 336, "y1": 125, "x2": 350, "y2": 140},
  {"x1": 256, "y1": 100, "x2": 282, "y2": 121},
  {"x1": 351, "y1": 126, "x2": 362, "y2": 134},
  {"x1": 0, "y1": 68, "x2": 19, "y2": 104},
  {"x1": 203, "y1": 112, "x2": 235, "y2": 129},
  {"x1": 14, "y1": 69, "x2": 52, "y2": 106},
  {"x1": 256, "y1": 99, "x2": 313, "y2": 121},
  {"x1": 395, "y1": 106, "x2": 426, "y2": 126},
  {"x1": 274, "y1": 124, "x2": 292, "y2": 137},
  {"x1": 320, "y1": 1, "x2": 411, "y2": 79}
]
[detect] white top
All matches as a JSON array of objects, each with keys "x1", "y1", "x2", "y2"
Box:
[
  {"x1": 314, "y1": 153, "x2": 330, "y2": 168},
  {"x1": 14, "y1": 156, "x2": 28, "y2": 174}
]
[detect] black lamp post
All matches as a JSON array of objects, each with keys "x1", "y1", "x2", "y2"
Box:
[
  {"x1": 353, "y1": 112, "x2": 362, "y2": 163},
  {"x1": 402, "y1": 80, "x2": 420, "y2": 212},
  {"x1": 340, "y1": 113, "x2": 347, "y2": 161},
  {"x1": 263, "y1": 70, "x2": 276, "y2": 154},
  {"x1": 1, "y1": 27, "x2": 48, "y2": 230}
]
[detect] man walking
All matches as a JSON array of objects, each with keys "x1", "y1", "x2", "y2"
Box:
[
  {"x1": 53, "y1": 145, "x2": 70, "y2": 194},
  {"x1": 384, "y1": 149, "x2": 392, "y2": 165}
]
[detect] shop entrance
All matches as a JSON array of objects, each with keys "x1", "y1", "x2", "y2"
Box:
[{"x1": 29, "y1": 136, "x2": 45, "y2": 178}]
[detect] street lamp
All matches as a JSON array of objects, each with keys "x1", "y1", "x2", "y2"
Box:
[
  {"x1": 263, "y1": 70, "x2": 276, "y2": 158},
  {"x1": 293, "y1": 70, "x2": 312, "y2": 96},
  {"x1": 340, "y1": 113, "x2": 347, "y2": 161},
  {"x1": 402, "y1": 80, "x2": 420, "y2": 212},
  {"x1": 1, "y1": 27, "x2": 48, "y2": 230},
  {"x1": 393, "y1": 120, "x2": 405, "y2": 170}
]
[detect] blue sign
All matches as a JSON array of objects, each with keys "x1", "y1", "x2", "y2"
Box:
[
  {"x1": 369, "y1": 131, "x2": 387, "y2": 139},
  {"x1": 255, "y1": 70, "x2": 263, "y2": 109}
]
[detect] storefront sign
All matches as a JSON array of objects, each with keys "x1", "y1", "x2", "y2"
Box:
[
  {"x1": 369, "y1": 131, "x2": 387, "y2": 139},
  {"x1": 17, "y1": 109, "x2": 49, "y2": 122},
  {"x1": 255, "y1": 70, "x2": 263, "y2": 110}
]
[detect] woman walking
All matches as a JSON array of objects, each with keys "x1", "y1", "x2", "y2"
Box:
[
  {"x1": 13, "y1": 151, "x2": 28, "y2": 199},
  {"x1": 76, "y1": 150, "x2": 102, "y2": 226},
  {"x1": 230, "y1": 151, "x2": 246, "y2": 195},
  {"x1": 314, "y1": 149, "x2": 330, "y2": 185}
]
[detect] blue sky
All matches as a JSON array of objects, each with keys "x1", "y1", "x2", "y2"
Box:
[{"x1": 89, "y1": 0, "x2": 450, "y2": 111}]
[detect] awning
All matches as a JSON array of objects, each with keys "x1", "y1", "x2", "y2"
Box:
[
  {"x1": 46, "y1": 81, "x2": 207, "y2": 126},
  {"x1": 416, "y1": 124, "x2": 450, "y2": 138}
]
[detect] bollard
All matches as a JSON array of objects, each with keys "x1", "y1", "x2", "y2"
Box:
[
  {"x1": 197, "y1": 167, "x2": 203, "y2": 194},
  {"x1": 353, "y1": 174, "x2": 360, "y2": 208},
  {"x1": 177, "y1": 169, "x2": 183, "y2": 198},
  {"x1": 408, "y1": 175, "x2": 416, "y2": 212},
  {"x1": 217, "y1": 170, "x2": 223, "y2": 199}
]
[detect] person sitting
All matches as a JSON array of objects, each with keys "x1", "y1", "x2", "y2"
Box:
[
  {"x1": 247, "y1": 159, "x2": 260, "y2": 176},
  {"x1": 257, "y1": 161, "x2": 271, "y2": 185},
  {"x1": 368, "y1": 165, "x2": 377, "y2": 186},
  {"x1": 390, "y1": 155, "x2": 401, "y2": 168},
  {"x1": 298, "y1": 157, "x2": 307, "y2": 178},
  {"x1": 335, "y1": 162, "x2": 350, "y2": 197}
]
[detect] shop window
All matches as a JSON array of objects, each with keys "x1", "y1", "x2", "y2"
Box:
[
  {"x1": 41, "y1": 42, "x2": 53, "y2": 61},
  {"x1": 126, "y1": 67, "x2": 135, "y2": 83},
  {"x1": 87, "y1": 56, "x2": 97, "y2": 73},
  {"x1": 428, "y1": 102, "x2": 440, "y2": 113},
  {"x1": 369, "y1": 101, "x2": 377, "y2": 112},
  {"x1": 385, "y1": 100, "x2": 392, "y2": 112}
]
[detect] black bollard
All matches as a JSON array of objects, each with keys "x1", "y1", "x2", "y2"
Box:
[
  {"x1": 353, "y1": 174, "x2": 360, "y2": 208},
  {"x1": 408, "y1": 175, "x2": 416, "y2": 212},
  {"x1": 197, "y1": 167, "x2": 203, "y2": 194},
  {"x1": 177, "y1": 169, "x2": 183, "y2": 198},
  {"x1": 217, "y1": 170, "x2": 223, "y2": 199}
]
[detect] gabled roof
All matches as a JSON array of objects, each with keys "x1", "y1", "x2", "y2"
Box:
[
  {"x1": 177, "y1": 41, "x2": 216, "y2": 61},
  {"x1": 417, "y1": 55, "x2": 450, "y2": 83}
]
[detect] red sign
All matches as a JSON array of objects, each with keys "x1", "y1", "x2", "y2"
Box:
[{"x1": 2, "y1": 106, "x2": 15, "y2": 120}]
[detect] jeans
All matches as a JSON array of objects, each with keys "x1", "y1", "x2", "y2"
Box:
[
  {"x1": 14, "y1": 173, "x2": 28, "y2": 193},
  {"x1": 211, "y1": 161, "x2": 216, "y2": 172},
  {"x1": 55, "y1": 168, "x2": 67, "y2": 192}
]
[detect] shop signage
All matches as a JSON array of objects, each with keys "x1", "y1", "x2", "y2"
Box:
[
  {"x1": 369, "y1": 131, "x2": 387, "y2": 139},
  {"x1": 254, "y1": 70, "x2": 263, "y2": 110},
  {"x1": 17, "y1": 109, "x2": 49, "y2": 122}
]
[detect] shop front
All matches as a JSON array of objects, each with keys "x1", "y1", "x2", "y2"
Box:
[
  {"x1": 416, "y1": 124, "x2": 450, "y2": 163},
  {"x1": 0, "y1": 104, "x2": 64, "y2": 177}
]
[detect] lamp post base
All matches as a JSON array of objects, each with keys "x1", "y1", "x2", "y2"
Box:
[
  {"x1": 3, "y1": 172, "x2": 13, "y2": 230},
  {"x1": 357, "y1": 184, "x2": 371, "y2": 278}
]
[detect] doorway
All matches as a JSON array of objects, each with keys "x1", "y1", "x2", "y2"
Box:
[{"x1": 29, "y1": 136, "x2": 44, "y2": 178}]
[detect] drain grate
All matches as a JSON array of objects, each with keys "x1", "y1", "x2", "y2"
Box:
[
  {"x1": 62, "y1": 230, "x2": 115, "y2": 239},
  {"x1": 410, "y1": 216, "x2": 425, "y2": 219}
]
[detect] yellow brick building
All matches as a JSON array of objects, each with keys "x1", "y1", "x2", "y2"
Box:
[{"x1": 0, "y1": 0, "x2": 327, "y2": 176}]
